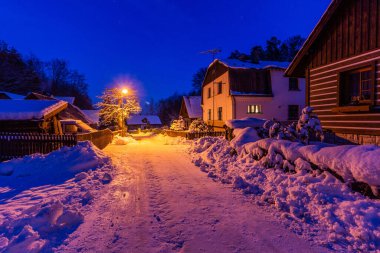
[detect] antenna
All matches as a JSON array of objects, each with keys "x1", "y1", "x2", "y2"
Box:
[{"x1": 200, "y1": 49, "x2": 222, "y2": 61}]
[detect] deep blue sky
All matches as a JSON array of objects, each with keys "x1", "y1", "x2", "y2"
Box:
[{"x1": 0, "y1": 0, "x2": 331, "y2": 102}]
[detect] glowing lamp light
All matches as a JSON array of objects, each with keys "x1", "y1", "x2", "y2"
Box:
[{"x1": 121, "y1": 88, "x2": 128, "y2": 95}]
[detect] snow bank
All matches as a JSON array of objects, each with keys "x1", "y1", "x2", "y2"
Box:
[
  {"x1": 242, "y1": 139, "x2": 380, "y2": 189},
  {"x1": 190, "y1": 137, "x2": 380, "y2": 252},
  {"x1": 0, "y1": 141, "x2": 113, "y2": 252},
  {"x1": 112, "y1": 135, "x2": 137, "y2": 145},
  {"x1": 225, "y1": 117, "x2": 265, "y2": 129},
  {"x1": 230, "y1": 127, "x2": 260, "y2": 150}
]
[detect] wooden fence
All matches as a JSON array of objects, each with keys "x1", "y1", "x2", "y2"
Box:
[
  {"x1": 0, "y1": 129, "x2": 114, "y2": 161},
  {"x1": 0, "y1": 133, "x2": 77, "y2": 161},
  {"x1": 165, "y1": 130, "x2": 225, "y2": 140}
]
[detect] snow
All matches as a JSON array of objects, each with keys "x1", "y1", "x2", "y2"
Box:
[
  {"x1": 81, "y1": 110, "x2": 99, "y2": 124},
  {"x1": 190, "y1": 137, "x2": 380, "y2": 251},
  {"x1": 0, "y1": 91, "x2": 25, "y2": 100},
  {"x1": 54, "y1": 97, "x2": 75, "y2": 104},
  {"x1": 243, "y1": 139, "x2": 380, "y2": 188},
  {"x1": 0, "y1": 141, "x2": 113, "y2": 252},
  {"x1": 183, "y1": 96, "x2": 202, "y2": 118},
  {"x1": 213, "y1": 58, "x2": 290, "y2": 70},
  {"x1": 225, "y1": 117, "x2": 266, "y2": 129},
  {"x1": 0, "y1": 100, "x2": 67, "y2": 120},
  {"x1": 55, "y1": 135, "x2": 324, "y2": 252},
  {"x1": 230, "y1": 127, "x2": 260, "y2": 149},
  {"x1": 127, "y1": 115, "x2": 162, "y2": 125}
]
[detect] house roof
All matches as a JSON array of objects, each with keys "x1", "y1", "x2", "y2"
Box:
[
  {"x1": 127, "y1": 115, "x2": 162, "y2": 125},
  {"x1": 212, "y1": 59, "x2": 290, "y2": 70},
  {"x1": 182, "y1": 96, "x2": 202, "y2": 119},
  {"x1": 0, "y1": 100, "x2": 68, "y2": 120},
  {"x1": 82, "y1": 110, "x2": 100, "y2": 124},
  {"x1": 55, "y1": 96, "x2": 75, "y2": 104},
  {"x1": 24, "y1": 92, "x2": 93, "y2": 124},
  {"x1": 0, "y1": 91, "x2": 25, "y2": 100},
  {"x1": 285, "y1": 0, "x2": 342, "y2": 77}
]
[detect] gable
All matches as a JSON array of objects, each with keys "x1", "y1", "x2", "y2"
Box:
[
  {"x1": 202, "y1": 61, "x2": 229, "y2": 86},
  {"x1": 286, "y1": 0, "x2": 380, "y2": 77}
]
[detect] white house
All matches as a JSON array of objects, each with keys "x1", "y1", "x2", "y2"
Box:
[{"x1": 201, "y1": 59, "x2": 305, "y2": 129}]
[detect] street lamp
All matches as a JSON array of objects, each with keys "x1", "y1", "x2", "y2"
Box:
[{"x1": 122, "y1": 88, "x2": 128, "y2": 95}]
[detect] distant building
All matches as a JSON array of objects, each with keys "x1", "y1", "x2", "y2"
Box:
[
  {"x1": 179, "y1": 96, "x2": 202, "y2": 128},
  {"x1": 202, "y1": 59, "x2": 305, "y2": 130},
  {"x1": 126, "y1": 115, "x2": 162, "y2": 130},
  {"x1": 285, "y1": 0, "x2": 380, "y2": 145}
]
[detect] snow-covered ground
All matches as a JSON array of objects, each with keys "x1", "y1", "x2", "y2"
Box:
[
  {"x1": 56, "y1": 135, "x2": 326, "y2": 253},
  {"x1": 191, "y1": 137, "x2": 380, "y2": 252},
  {"x1": 3, "y1": 134, "x2": 374, "y2": 252},
  {"x1": 0, "y1": 142, "x2": 113, "y2": 252}
]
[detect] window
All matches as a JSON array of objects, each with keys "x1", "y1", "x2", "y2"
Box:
[
  {"x1": 208, "y1": 109, "x2": 211, "y2": 120},
  {"x1": 217, "y1": 82, "x2": 222, "y2": 94},
  {"x1": 247, "y1": 105, "x2": 262, "y2": 114},
  {"x1": 208, "y1": 87, "x2": 211, "y2": 98},
  {"x1": 289, "y1": 78, "x2": 299, "y2": 91},
  {"x1": 340, "y1": 67, "x2": 373, "y2": 106},
  {"x1": 217, "y1": 107, "x2": 222, "y2": 120},
  {"x1": 288, "y1": 105, "x2": 299, "y2": 120}
]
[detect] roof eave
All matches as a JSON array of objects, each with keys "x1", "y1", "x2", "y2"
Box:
[{"x1": 285, "y1": 0, "x2": 343, "y2": 78}]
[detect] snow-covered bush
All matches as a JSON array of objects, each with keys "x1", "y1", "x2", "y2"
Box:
[
  {"x1": 170, "y1": 116, "x2": 186, "y2": 131},
  {"x1": 297, "y1": 106, "x2": 324, "y2": 144},
  {"x1": 258, "y1": 107, "x2": 324, "y2": 143},
  {"x1": 188, "y1": 119, "x2": 211, "y2": 133}
]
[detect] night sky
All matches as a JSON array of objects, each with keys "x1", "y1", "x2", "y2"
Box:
[{"x1": 1, "y1": 0, "x2": 331, "y2": 102}]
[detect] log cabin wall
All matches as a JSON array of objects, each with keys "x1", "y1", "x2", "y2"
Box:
[{"x1": 305, "y1": 0, "x2": 380, "y2": 142}]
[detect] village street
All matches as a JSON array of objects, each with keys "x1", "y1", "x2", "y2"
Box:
[{"x1": 56, "y1": 136, "x2": 327, "y2": 253}]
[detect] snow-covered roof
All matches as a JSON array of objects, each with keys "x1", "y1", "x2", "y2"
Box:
[
  {"x1": 82, "y1": 110, "x2": 100, "y2": 124},
  {"x1": 127, "y1": 115, "x2": 162, "y2": 125},
  {"x1": 212, "y1": 59, "x2": 290, "y2": 70},
  {"x1": 0, "y1": 91, "x2": 25, "y2": 99},
  {"x1": 55, "y1": 96, "x2": 75, "y2": 104},
  {"x1": 183, "y1": 96, "x2": 202, "y2": 118},
  {"x1": 0, "y1": 100, "x2": 68, "y2": 120}
]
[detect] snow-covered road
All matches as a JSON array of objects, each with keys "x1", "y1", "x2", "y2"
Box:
[{"x1": 57, "y1": 136, "x2": 327, "y2": 253}]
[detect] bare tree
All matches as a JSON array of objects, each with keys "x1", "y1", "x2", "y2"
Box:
[{"x1": 96, "y1": 88, "x2": 141, "y2": 129}]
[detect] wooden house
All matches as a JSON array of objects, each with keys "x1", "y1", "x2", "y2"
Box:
[
  {"x1": 0, "y1": 100, "x2": 68, "y2": 133},
  {"x1": 179, "y1": 96, "x2": 202, "y2": 128},
  {"x1": 286, "y1": 0, "x2": 380, "y2": 145},
  {"x1": 25, "y1": 92, "x2": 96, "y2": 129},
  {"x1": 126, "y1": 115, "x2": 162, "y2": 130},
  {"x1": 202, "y1": 59, "x2": 305, "y2": 130}
]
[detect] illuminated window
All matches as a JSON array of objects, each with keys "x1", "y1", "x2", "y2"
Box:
[{"x1": 247, "y1": 105, "x2": 262, "y2": 114}]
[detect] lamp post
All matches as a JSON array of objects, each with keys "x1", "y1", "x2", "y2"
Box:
[{"x1": 121, "y1": 88, "x2": 128, "y2": 136}]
